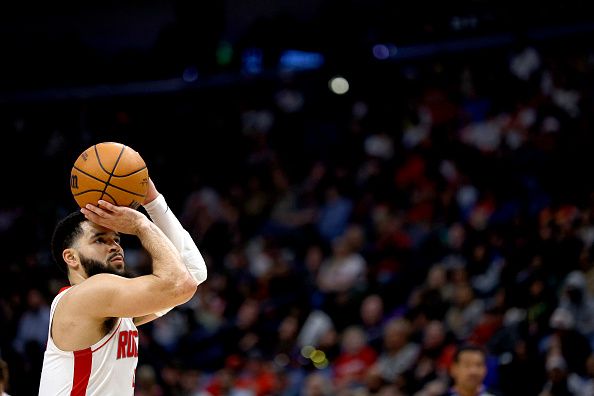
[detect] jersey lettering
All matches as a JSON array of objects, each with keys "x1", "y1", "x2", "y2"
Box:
[{"x1": 117, "y1": 330, "x2": 138, "y2": 359}]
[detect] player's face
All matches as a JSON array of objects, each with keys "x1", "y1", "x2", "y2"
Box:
[
  {"x1": 78, "y1": 221, "x2": 129, "y2": 278},
  {"x1": 79, "y1": 253, "x2": 131, "y2": 278},
  {"x1": 451, "y1": 351, "x2": 487, "y2": 391}
]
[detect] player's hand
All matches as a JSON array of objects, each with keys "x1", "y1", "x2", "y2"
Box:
[
  {"x1": 142, "y1": 178, "x2": 160, "y2": 206},
  {"x1": 81, "y1": 200, "x2": 148, "y2": 235}
]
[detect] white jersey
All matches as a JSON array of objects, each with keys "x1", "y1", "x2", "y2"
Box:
[{"x1": 38, "y1": 287, "x2": 139, "y2": 396}]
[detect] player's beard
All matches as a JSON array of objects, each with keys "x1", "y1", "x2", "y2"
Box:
[{"x1": 80, "y1": 253, "x2": 132, "y2": 278}]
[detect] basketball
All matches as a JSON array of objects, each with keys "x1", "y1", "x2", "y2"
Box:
[{"x1": 70, "y1": 142, "x2": 149, "y2": 209}]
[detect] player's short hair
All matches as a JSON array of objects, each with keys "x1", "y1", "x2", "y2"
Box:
[{"x1": 51, "y1": 211, "x2": 87, "y2": 274}]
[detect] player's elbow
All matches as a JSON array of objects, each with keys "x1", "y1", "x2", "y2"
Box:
[
  {"x1": 176, "y1": 274, "x2": 198, "y2": 303},
  {"x1": 193, "y1": 267, "x2": 207, "y2": 285},
  {"x1": 157, "y1": 272, "x2": 197, "y2": 306}
]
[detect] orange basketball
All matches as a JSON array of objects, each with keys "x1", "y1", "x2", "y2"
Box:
[{"x1": 70, "y1": 142, "x2": 149, "y2": 209}]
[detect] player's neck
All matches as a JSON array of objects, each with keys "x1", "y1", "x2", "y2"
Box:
[{"x1": 68, "y1": 270, "x2": 87, "y2": 285}]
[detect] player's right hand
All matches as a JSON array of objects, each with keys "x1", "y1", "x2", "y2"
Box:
[{"x1": 81, "y1": 200, "x2": 149, "y2": 235}]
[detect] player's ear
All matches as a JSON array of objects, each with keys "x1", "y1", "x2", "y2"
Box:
[{"x1": 63, "y1": 249, "x2": 79, "y2": 270}]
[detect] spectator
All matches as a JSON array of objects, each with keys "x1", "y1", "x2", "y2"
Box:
[
  {"x1": 540, "y1": 306, "x2": 592, "y2": 377},
  {"x1": 316, "y1": 183, "x2": 353, "y2": 244},
  {"x1": 557, "y1": 270, "x2": 594, "y2": 345},
  {"x1": 539, "y1": 353, "x2": 572, "y2": 396},
  {"x1": 369, "y1": 317, "x2": 420, "y2": 386},
  {"x1": 442, "y1": 344, "x2": 498, "y2": 396},
  {"x1": 332, "y1": 325, "x2": 377, "y2": 390},
  {"x1": 568, "y1": 351, "x2": 594, "y2": 396},
  {"x1": 134, "y1": 365, "x2": 165, "y2": 396},
  {"x1": 12, "y1": 289, "x2": 49, "y2": 355},
  {"x1": 404, "y1": 320, "x2": 457, "y2": 393},
  {"x1": 0, "y1": 359, "x2": 11, "y2": 396},
  {"x1": 359, "y1": 293, "x2": 386, "y2": 352},
  {"x1": 301, "y1": 372, "x2": 334, "y2": 396},
  {"x1": 445, "y1": 283, "x2": 485, "y2": 341}
]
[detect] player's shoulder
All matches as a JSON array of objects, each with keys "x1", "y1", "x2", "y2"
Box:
[
  {"x1": 60, "y1": 274, "x2": 129, "y2": 304},
  {"x1": 55, "y1": 274, "x2": 130, "y2": 322}
]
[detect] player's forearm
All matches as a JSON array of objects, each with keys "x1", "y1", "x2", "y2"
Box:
[
  {"x1": 143, "y1": 194, "x2": 207, "y2": 284},
  {"x1": 136, "y1": 220, "x2": 197, "y2": 294}
]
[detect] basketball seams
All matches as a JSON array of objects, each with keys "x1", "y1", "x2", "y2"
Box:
[
  {"x1": 72, "y1": 166, "x2": 110, "y2": 184},
  {"x1": 105, "y1": 184, "x2": 146, "y2": 197},
  {"x1": 72, "y1": 189, "x2": 105, "y2": 197},
  {"x1": 74, "y1": 184, "x2": 146, "y2": 198},
  {"x1": 110, "y1": 166, "x2": 147, "y2": 178},
  {"x1": 73, "y1": 166, "x2": 147, "y2": 197},
  {"x1": 99, "y1": 144, "x2": 127, "y2": 204},
  {"x1": 93, "y1": 144, "x2": 118, "y2": 177},
  {"x1": 96, "y1": 190, "x2": 136, "y2": 204}
]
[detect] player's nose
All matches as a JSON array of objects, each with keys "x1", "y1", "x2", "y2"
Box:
[{"x1": 107, "y1": 240, "x2": 122, "y2": 252}]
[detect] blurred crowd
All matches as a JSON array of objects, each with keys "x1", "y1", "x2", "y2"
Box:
[{"x1": 3, "y1": 34, "x2": 594, "y2": 396}]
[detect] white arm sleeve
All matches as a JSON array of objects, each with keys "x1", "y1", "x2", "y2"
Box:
[{"x1": 143, "y1": 194, "x2": 208, "y2": 317}]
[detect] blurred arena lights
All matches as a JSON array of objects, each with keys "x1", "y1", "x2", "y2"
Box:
[
  {"x1": 279, "y1": 49, "x2": 325, "y2": 72},
  {"x1": 242, "y1": 48, "x2": 263, "y2": 74},
  {"x1": 329, "y1": 76, "x2": 349, "y2": 95},
  {"x1": 372, "y1": 43, "x2": 398, "y2": 60},
  {"x1": 216, "y1": 41, "x2": 234, "y2": 66},
  {"x1": 182, "y1": 66, "x2": 199, "y2": 82},
  {"x1": 300, "y1": 346, "x2": 330, "y2": 369}
]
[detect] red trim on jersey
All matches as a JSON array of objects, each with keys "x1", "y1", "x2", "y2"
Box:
[
  {"x1": 92, "y1": 319, "x2": 122, "y2": 352},
  {"x1": 71, "y1": 348, "x2": 92, "y2": 396},
  {"x1": 59, "y1": 286, "x2": 72, "y2": 294}
]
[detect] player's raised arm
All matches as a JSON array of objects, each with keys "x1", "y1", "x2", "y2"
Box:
[
  {"x1": 133, "y1": 178, "x2": 208, "y2": 325},
  {"x1": 68, "y1": 200, "x2": 197, "y2": 319}
]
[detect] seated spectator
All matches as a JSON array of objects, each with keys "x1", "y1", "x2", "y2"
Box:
[
  {"x1": 568, "y1": 351, "x2": 594, "y2": 396},
  {"x1": 539, "y1": 353, "x2": 572, "y2": 396},
  {"x1": 332, "y1": 325, "x2": 377, "y2": 390},
  {"x1": 406, "y1": 320, "x2": 457, "y2": 389},
  {"x1": 359, "y1": 293, "x2": 387, "y2": 352},
  {"x1": 301, "y1": 372, "x2": 335, "y2": 396},
  {"x1": 539, "y1": 306, "x2": 592, "y2": 377},
  {"x1": 0, "y1": 359, "x2": 11, "y2": 396},
  {"x1": 369, "y1": 317, "x2": 420, "y2": 386},
  {"x1": 445, "y1": 283, "x2": 485, "y2": 341},
  {"x1": 558, "y1": 270, "x2": 594, "y2": 346}
]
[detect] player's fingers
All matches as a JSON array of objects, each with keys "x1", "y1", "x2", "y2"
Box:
[
  {"x1": 97, "y1": 200, "x2": 116, "y2": 211},
  {"x1": 80, "y1": 207, "x2": 101, "y2": 222},
  {"x1": 97, "y1": 200, "x2": 123, "y2": 217},
  {"x1": 85, "y1": 203, "x2": 109, "y2": 217},
  {"x1": 80, "y1": 207, "x2": 92, "y2": 218}
]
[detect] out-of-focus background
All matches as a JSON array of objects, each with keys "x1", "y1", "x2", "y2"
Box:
[{"x1": 3, "y1": 1, "x2": 594, "y2": 395}]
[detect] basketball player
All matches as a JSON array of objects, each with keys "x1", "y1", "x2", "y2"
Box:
[{"x1": 38, "y1": 178, "x2": 207, "y2": 395}]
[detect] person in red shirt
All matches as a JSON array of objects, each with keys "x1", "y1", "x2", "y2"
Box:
[{"x1": 332, "y1": 325, "x2": 377, "y2": 390}]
